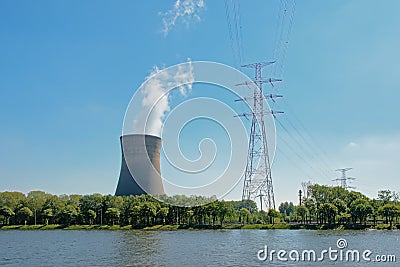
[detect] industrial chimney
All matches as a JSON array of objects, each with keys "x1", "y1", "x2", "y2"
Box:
[{"x1": 115, "y1": 134, "x2": 165, "y2": 196}]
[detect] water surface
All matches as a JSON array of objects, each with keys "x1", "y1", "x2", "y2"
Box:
[{"x1": 1, "y1": 229, "x2": 399, "y2": 266}]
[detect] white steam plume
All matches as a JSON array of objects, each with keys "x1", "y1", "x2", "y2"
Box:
[
  {"x1": 160, "y1": 0, "x2": 205, "y2": 36},
  {"x1": 133, "y1": 61, "x2": 194, "y2": 136}
]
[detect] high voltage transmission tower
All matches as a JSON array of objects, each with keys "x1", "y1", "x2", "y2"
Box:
[
  {"x1": 237, "y1": 61, "x2": 282, "y2": 210},
  {"x1": 333, "y1": 168, "x2": 356, "y2": 190}
]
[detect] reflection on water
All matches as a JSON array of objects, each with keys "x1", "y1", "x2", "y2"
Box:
[{"x1": 0, "y1": 229, "x2": 399, "y2": 266}]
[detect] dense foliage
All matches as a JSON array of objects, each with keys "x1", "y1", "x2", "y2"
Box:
[
  {"x1": 1, "y1": 186, "x2": 399, "y2": 228},
  {"x1": 0, "y1": 191, "x2": 267, "y2": 227},
  {"x1": 279, "y1": 185, "x2": 400, "y2": 228}
]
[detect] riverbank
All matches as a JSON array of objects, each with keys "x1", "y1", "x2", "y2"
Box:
[{"x1": 1, "y1": 223, "x2": 398, "y2": 230}]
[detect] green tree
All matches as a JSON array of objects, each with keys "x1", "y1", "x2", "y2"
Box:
[
  {"x1": 120, "y1": 195, "x2": 139, "y2": 225},
  {"x1": 295, "y1": 206, "x2": 308, "y2": 224},
  {"x1": 332, "y1": 198, "x2": 347, "y2": 214},
  {"x1": 303, "y1": 198, "x2": 316, "y2": 224},
  {"x1": 349, "y1": 199, "x2": 373, "y2": 225},
  {"x1": 192, "y1": 205, "x2": 206, "y2": 225},
  {"x1": 0, "y1": 206, "x2": 15, "y2": 225},
  {"x1": 378, "y1": 204, "x2": 400, "y2": 228},
  {"x1": 157, "y1": 207, "x2": 169, "y2": 225},
  {"x1": 67, "y1": 194, "x2": 82, "y2": 206},
  {"x1": 240, "y1": 208, "x2": 250, "y2": 225},
  {"x1": 17, "y1": 207, "x2": 33, "y2": 225},
  {"x1": 138, "y1": 202, "x2": 156, "y2": 226},
  {"x1": 58, "y1": 205, "x2": 78, "y2": 226},
  {"x1": 130, "y1": 205, "x2": 141, "y2": 226},
  {"x1": 42, "y1": 194, "x2": 63, "y2": 224},
  {"x1": 105, "y1": 208, "x2": 120, "y2": 226},
  {"x1": 42, "y1": 208, "x2": 53, "y2": 225},
  {"x1": 206, "y1": 202, "x2": 219, "y2": 225},
  {"x1": 27, "y1": 191, "x2": 49, "y2": 225},
  {"x1": 369, "y1": 199, "x2": 381, "y2": 226},
  {"x1": 0, "y1": 192, "x2": 26, "y2": 211},
  {"x1": 267, "y1": 209, "x2": 280, "y2": 224},
  {"x1": 103, "y1": 195, "x2": 124, "y2": 211},
  {"x1": 215, "y1": 201, "x2": 232, "y2": 225},
  {"x1": 332, "y1": 198, "x2": 349, "y2": 224},
  {"x1": 346, "y1": 191, "x2": 367, "y2": 207},
  {"x1": 278, "y1": 201, "x2": 295, "y2": 221},
  {"x1": 79, "y1": 194, "x2": 103, "y2": 225},
  {"x1": 231, "y1": 200, "x2": 257, "y2": 214},
  {"x1": 330, "y1": 186, "x2": 349, "y2": 202},
  {"x1": 378, "y1": 190, "x2": 393, "y2": 205},
  {"x1": 257, "y1": 210, "x2": 268, "y2": 224},
  {"x1": 318, "y1": 203, "x2": 338, "y2": 224},
  {"x1": 87, "y1": 209, "x2": 96, "y2": 225},
  {"x1": 308, "y1": 185, "x2": 330, "y2": 208},
  {"x1": 186, "y1": 209, "x2": 194, "y2": 225}
]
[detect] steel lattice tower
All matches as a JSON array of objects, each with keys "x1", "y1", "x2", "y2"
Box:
[
  {"x1": 333, "y1": 168, "x2": 356, "y2": 190},
  {"x1": 240, "y1": 62, "x2": 282, "y2": 210}
]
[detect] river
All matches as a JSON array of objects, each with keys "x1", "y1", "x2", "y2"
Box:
[{"x1": 0, "y1": 229, "x2": 399, "y2": 266}]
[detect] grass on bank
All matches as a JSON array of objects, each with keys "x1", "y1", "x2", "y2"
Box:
[
  {"x1": 0, "y1": 224, "x2": 63, "y2": 230},
  {"x1": 1, "y1": 223, "x2": 398, "y2": 230}
]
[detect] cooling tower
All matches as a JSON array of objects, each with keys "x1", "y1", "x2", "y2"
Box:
[{"x1": 115, "y1": 134, "x2": 164, "y2": 196}]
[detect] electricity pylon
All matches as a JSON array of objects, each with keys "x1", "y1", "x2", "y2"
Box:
[
  {"x1": 237, "y1": 62, "x2": 282, "y2": 210},
  {"x1": 333, "y1": 168, "x2": 356, "y2": 190}
]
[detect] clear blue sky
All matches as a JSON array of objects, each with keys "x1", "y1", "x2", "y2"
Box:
[{"x1": 1, "y1": 0, "x2": 399, "y2": 205}]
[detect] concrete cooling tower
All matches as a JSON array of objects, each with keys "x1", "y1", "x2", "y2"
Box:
[{"x1": 115, "y1": 134, "x2": 165, "y2": 196}]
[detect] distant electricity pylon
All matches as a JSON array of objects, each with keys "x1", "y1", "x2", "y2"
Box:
[
  {"x1": 333, "y1": 168, "x2": 356, "y2": 190},
  {"x1": 236, "y1": 61, "x2": 282, "y2": 210}
]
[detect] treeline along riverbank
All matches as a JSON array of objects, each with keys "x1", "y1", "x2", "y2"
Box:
[{"x1": 1, "y1": 184, "x2": 400, "y2": 230}]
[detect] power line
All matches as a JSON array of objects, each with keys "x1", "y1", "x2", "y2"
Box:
[
  {"x1": 272, "y1": 0, "x2": 285, "y2": 61},
  {"x1": 224, "y1": 0, "x2": 239, "y2": 67},
  {"x1": 275, "y1": 117, "x2": 332, "y2": 179},
  {"x1": 276, "y1": 128, "x2": 331, "y2": 180},
  {"x1": 277, "y1": 97, "x2": 339, "y2": 170},
  {"x1": 224, "y1": 1, "x2": 338, "y2": 206},
  {"x1": 273, "y1": 0, "x2": 288, "y2": 77},
  {"x1": 275, "y1": 105, "x2": 334, "y2": 173},
  {"x1": 224, "y1": 0, "x2": 244, "y2": 68},
  {"x1": 275, "y1": 146, "x2": 315, "y2": 180},
  {"x1": 236, "y1": 2, "x2": 245, "y2": 64},
  {"x1": 232, "y1": 0, "x2": 244, "y2": 65},
  {"x1": 276, "y1": 0, "x2": 296, "y2": 78}
]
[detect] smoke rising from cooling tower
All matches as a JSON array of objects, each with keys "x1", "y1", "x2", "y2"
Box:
[{"x1": 132, "y1": 61, "x2": 194, "y2": 137}]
